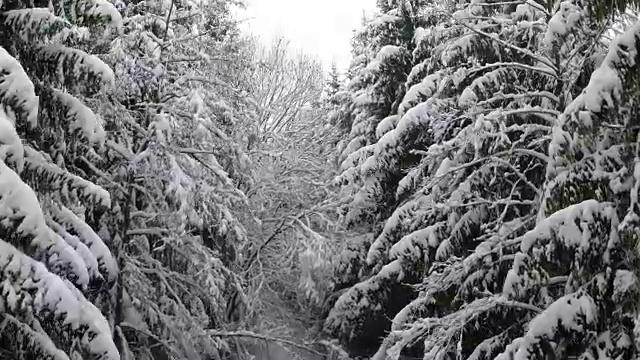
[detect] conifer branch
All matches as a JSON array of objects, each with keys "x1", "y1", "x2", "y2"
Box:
[{"x1": 445, "y1": 11, "x2": 558, "y2": 71}]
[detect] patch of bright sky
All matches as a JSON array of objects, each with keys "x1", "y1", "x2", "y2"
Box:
[{"x1": 237, "y1": 0, "x2": 377, "y2": 73}]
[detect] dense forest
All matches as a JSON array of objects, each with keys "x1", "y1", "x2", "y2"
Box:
[{"x1": 2, "y1": 0, "x2": 640, "y2": 359}]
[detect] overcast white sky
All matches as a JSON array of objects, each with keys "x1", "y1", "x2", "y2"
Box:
[{"x1": 238, "y1": 0, "x2": 376, "y2": 72}]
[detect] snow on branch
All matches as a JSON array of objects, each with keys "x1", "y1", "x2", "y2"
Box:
[
  {"x1": 476, "y1": 91, "x2": 560, "y2": 107},
  {"x1": 388, "y1": 222, "x2": 447, "y2": 264},
  {"x1": 445, "y1": 11, "x2": 557, "y2": 71},
  {"x1": 208, "y1": 330, "x2": 325, "y2": 357},
  {"x1": 552, "y1": 20, "x2": 640, "y2": 134},
  {"x1": 496, "y1": 291, "x2": 597, "y2": 360},
  {"x1": 0, "y1": 157, "x2": 90, "y2": 286},
  {"x1": 0, "y1": 239, "x2": 119, "y2": 360},
  {"x1": 2, "y1": 9, "x2": 72, "y2": 43},
  {"x1": 543, "y1": 0, "x2": 585, "y2": 49},
  {"x1": 467, "y1": 324, "x2": 523, "y2": 360},
  {"x1": 48, "y1": 201, "x2": 117, "y2": 283},
  {"x1": 544, "y1": 20, "x2": 640, "y2": 213},
  {"x1": 367, "y1": 194, "x2": 432, "y2": 264},
  {"x1": 0, "y1": 107, "x2": 25, "y2": 171},
  {"x1": 503, "y1": 199, "x2": 618, "y2": 298},
  {"x1": 384, "y1": 296, "x2": 540, "y2": 360},
  {"x1": 33, "y1": 45, "x2": 115, "y2": 94},
  {"x1": 399, "y1": 71, "x2": 447, "y2": 115},
  {"x1": 0, "y1": 314, "x2": 70, "y2": 360},
  {"x1": 74, "y1": 0, "x2": 123, "y2": 27},
  {"x1": 376, "y1": 114, "x2": 400, "y2": 138},
  {"x1": 363, "y1": 102, "x2": 442, "y2": 175},
  {"x1": 469, "y1": 61, "x2": 558, "y2": 79},
  {"x1": 340, "y1": 143, "x2": 375, "y2": 172},
  {"x1": 0, "y1": 46, "x2": 38, "y2": 126},
  {"x1": 23, "y1": 146, "x2": 110, "y2": 207},
  {"x1": 48, "y1": 88, "x2": 107, "y2": 145},
  {"x1": 468, "y1": 0, "x2": 548, "y2": 15},
  {"x1": 324, "y1": 274, "x2": 394, "y2": 342}
]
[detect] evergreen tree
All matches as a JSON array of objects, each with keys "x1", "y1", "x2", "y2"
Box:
[
  {"x1": 324, "y1": 0, "x2": 427, "y2": 354},
  {"x1": 324, "y1": 62, "x2": 354, "y2": 155},
  {"x1": 497, "y1": 16, "x2": 640, "y2": 359},
  {"x1": 326, "y1": 62, "x2": 343, "y2": 100},
  {"x1": 82, "y1": 0, "x2": 256, "y2": 358},
  {"x1": 335, "y1": 0, "x2": 423, "y2": 233},
  {"x1": 0, "y1": 0, "x2": 122, "y2": 357},
  {"x1": 325, "y1": 0, "x2": 640, "y2": 358}
]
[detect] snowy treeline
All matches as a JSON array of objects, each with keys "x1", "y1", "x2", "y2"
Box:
[{"x1": 325, "y1": 0, "x2": 640, "y2": 359}]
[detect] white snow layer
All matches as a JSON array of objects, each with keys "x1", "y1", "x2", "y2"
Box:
[
  {"x1": 0, "y1": 46, "x2": 39, "y2": 126},
  {"x1": 0, "y1": 240, "x2": 119, "y2": 359}
]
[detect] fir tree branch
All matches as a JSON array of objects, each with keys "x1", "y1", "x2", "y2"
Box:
[
  {"x1": 477, "y1": 91, "x2": 560, "y2": 107},
  {"x1": 445, "y1": 11, "x2": 558, "y2": 72},
  {"x1": 470, "y1": 61, "x2": 558, "y2": 79},
  {"x1": 469, "y1": 0, "x2": 548, "y2": 15}
]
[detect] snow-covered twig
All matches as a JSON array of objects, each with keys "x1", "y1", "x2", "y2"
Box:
[
  {"x1": 468, "y1": 0, "x2": 548, "y2": 15},
  {"x1": 208, "y1": 330, "x2": 325, "y2": 357},
  {"x1": 470, "y1": 62, "x2": 558, "y2": 78}
]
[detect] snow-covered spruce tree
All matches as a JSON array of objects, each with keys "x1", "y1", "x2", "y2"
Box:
[
  {"x1": 491, "y1": 17, "x2": 640, "y2": 359},
  {"x1": 84, "y1": 0, "x2": 255, "y2": 358},
  {"x1": 325, "y1": 62, "x2": 350, "y2": 131},
  {"x1": 327, "y1": 68, "x2": 357, "y2": 168},
  {"x1": 325, "y1": 7, "x2": 427, "y2": 338},
  {"x1": 0, "y1": 0, "x2": 122, "y2": 357},
  {"x1": 324, "y1": 0, "x2": 634, "y2": 357},
  {"x1": 326, "y1": 62, "x2": 344, "y2": 100},
  {"x1": 335, "y1": 1, "x2": 422, "y2": 227}
]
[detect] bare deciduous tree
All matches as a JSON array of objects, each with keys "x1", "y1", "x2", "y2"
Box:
[{"x1": 249, "y1": 35, "x2": 325, "y2": 141}]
